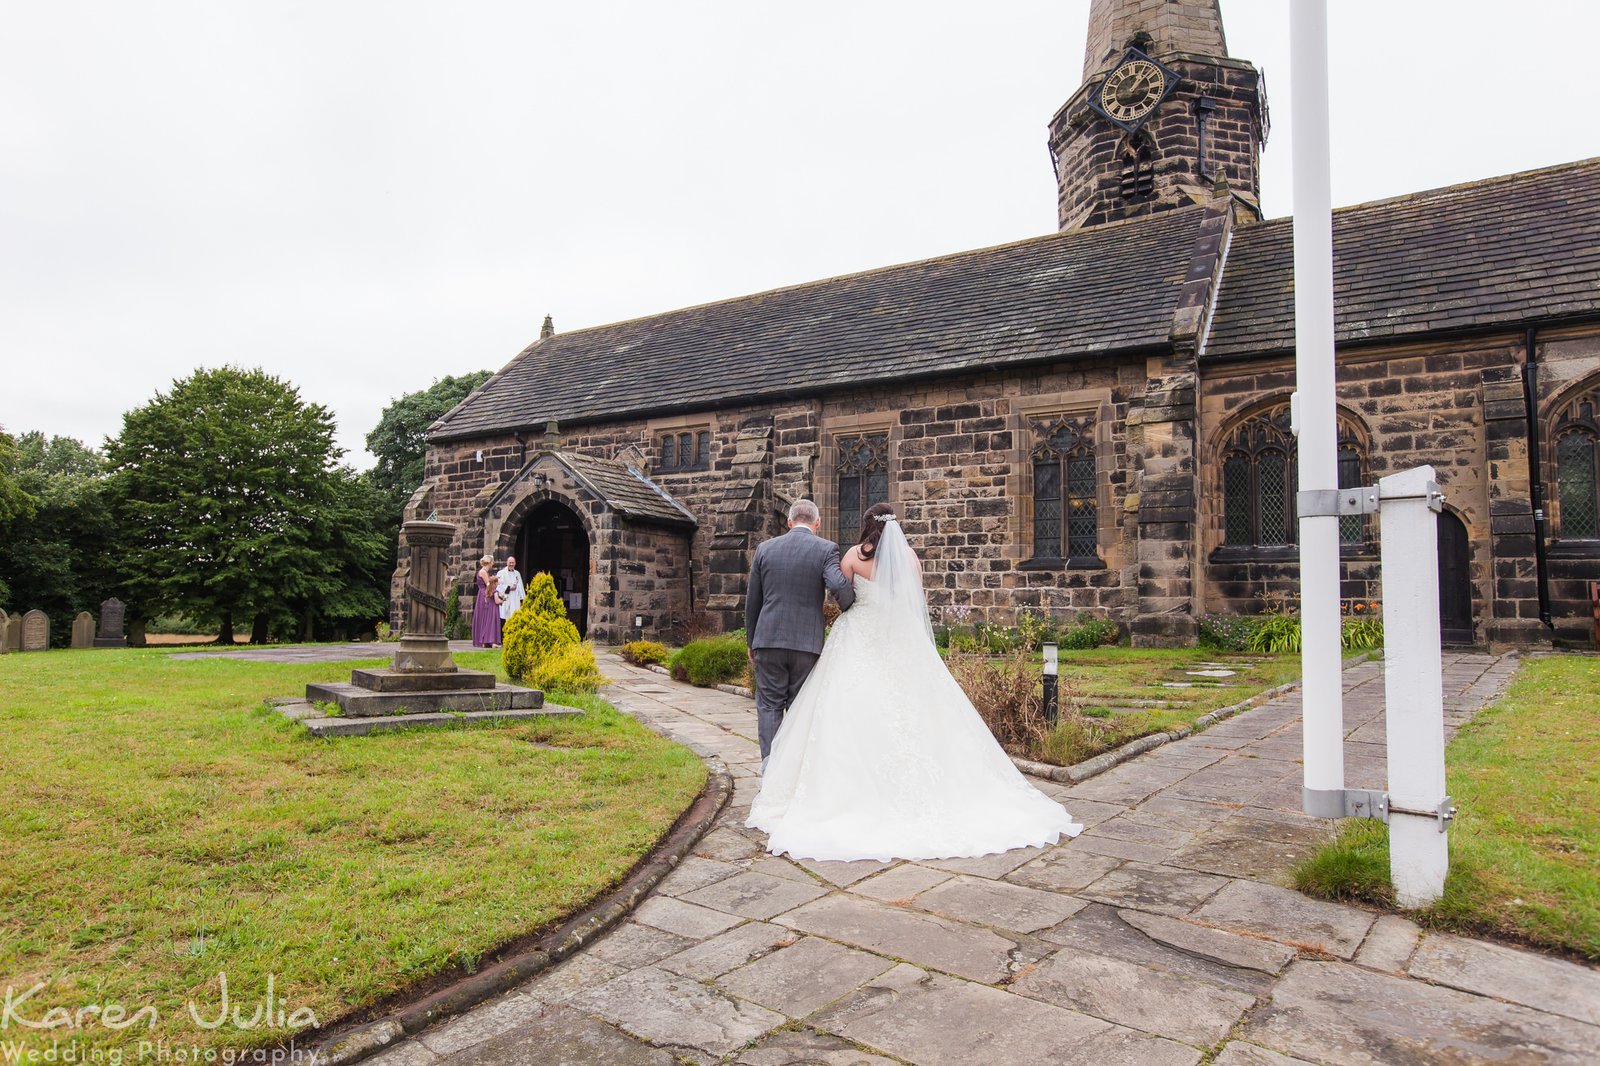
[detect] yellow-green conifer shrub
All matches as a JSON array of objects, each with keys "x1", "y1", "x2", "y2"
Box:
[
  {"x1": 502, "y1": 572, "x2": 580, "y2": 682},
  {"x1": 525, "y1": 641, "x2": 607, "y2": 694}
]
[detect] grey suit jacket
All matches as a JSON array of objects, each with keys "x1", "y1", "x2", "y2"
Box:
[{"x1": 745, "y1": 527, "x2": 856, "y2": 654}]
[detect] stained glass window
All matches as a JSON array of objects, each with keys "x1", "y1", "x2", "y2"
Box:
[
  {"x1": 1223, "y1": 455, "x2": 1252, "y2": 546},
  {"x1": 836, "y1": 433, "x2": 889, "y2": 547},
  {"x1": 1066, "y1": 455, "x2": 1098, "y2": 558},
  {"x1": 1338, "y1": 444, "x2": 1364, "y2": 545},
  {"x1": 1033, "y1": 458, "x2": 1062, "y2": 560},
  {"x1": 1557, "y1": 431, "x2": 1598, "y2": 539},
  {"x1": 1218, "y1": 403, "x2": 1370, "y2": 550},
  {"x1": 1257, "y1": 452, "x2": 1288, "y2": 545},
  {"x1": 1030, "y1": 417, "x2": 1098, "y2": 562}
]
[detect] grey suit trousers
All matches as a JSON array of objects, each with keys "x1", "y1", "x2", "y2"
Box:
[{"x1": 753, "y1": 647, "x2": 820, "y2": 760}]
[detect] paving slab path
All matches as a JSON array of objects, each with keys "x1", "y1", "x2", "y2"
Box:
[{"x1": 367, "y1": 651, "x2": 1600, "y2": 1066}]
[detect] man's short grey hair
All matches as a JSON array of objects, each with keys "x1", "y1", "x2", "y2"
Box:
[{"x1": 788, "y1": 499, "x2": 820, "y2": 526}]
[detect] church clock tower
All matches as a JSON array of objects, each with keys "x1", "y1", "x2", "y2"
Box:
[{"x1": 1049, "y1": 0, "x2": 1267, "y2": 231}]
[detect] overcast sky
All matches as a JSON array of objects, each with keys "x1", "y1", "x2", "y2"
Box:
[{"x1": 4, "y1": 2, "x2": 1596, "y2": 467}]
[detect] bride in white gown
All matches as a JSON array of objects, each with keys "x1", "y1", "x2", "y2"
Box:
[{"x1": 747, "y1": 503, "x2": 1083, "y2": 862}]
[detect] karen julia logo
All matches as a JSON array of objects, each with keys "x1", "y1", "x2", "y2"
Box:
[{"x1": 2, "y1": 973, "x2": 318, "y2": 1033}]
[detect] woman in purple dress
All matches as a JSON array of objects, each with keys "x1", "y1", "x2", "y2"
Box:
[{"x1": 471, "y1": 554, "x2": 501, "y2": 648}]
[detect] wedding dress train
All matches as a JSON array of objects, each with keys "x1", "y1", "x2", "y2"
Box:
[{"x1": 747, "y1": 523, "x2": 1083, "y2": 862}]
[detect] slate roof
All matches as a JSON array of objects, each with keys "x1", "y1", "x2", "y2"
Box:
[
  {"x1": 429, "y1": 209, "x2": 1205, "y2": 441},
  {"x1": 558, "y1": 452, "x2": 697, "y2": 527},
  {"x1": 1205, "y1": 157, "x2": 1600, "y2": 360}
]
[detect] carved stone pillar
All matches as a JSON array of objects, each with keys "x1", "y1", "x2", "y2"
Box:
[{"x1": 395, "y1": 520, "x2": 458, "y2": 673}]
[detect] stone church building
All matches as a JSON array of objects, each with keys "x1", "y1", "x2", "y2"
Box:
[{"x1": 399, "y1": 0, "x2": 1600, "y2": 649}]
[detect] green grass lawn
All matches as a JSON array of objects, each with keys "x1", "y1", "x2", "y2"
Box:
[
  {"x1": 0, "y1": 647, "x2": 705, "y2": 1057},
  {"x1": 1036, "y1": 646, "x2": 1303, "y2": 765},
  {"x1": 1294, "y1": 654, "x2": 1600, "y2": 960}
]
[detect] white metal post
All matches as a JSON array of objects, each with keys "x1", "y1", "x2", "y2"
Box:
[
  {"x1": 1291, "y1": 0, "x2": 1345, "y2": 806},
  {"x1": 1379, "y1": 466, "x2": 1451, "y2": 905}
]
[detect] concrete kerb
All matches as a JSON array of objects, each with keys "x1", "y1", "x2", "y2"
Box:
[
  {"x1": 294, "y1": 764, "x2": 732, "y2": 1066},
  {"x1": 671, "y1": 652, "x2": 1378, "y2": 787}
]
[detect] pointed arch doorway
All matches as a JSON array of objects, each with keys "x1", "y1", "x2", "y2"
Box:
[{"x1": 514, "y1": 499, "x2": 591, "y2": 637}]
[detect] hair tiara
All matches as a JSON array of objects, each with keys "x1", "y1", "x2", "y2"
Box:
[{"x1": 873, "y1": 513, "x2": 897, "y2": 523}]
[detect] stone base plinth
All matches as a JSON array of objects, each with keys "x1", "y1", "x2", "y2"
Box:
[
  {"x1": 305, "y1": 680, "x2": 543, "y2": 718},
  {"x1": 348, "y1": 667, "x2": 496, "y2": 693},
  {"x1": 277, "y1": 700, "x2": 579, "y2": 737},
  {"x1": 393, "y1": 635, "x2": 456, "y2": 673},
  {"x1": 1131, "y1": 613, "x2": 1199, "y2": 648}
]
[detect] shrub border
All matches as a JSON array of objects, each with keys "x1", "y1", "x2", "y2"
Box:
[
  {"x1": 665, "y1": 655, "x2": 1374, "y2": 786},
  {"x1": 295, "y1": 761, "x2": 732, "y2": 1065}
]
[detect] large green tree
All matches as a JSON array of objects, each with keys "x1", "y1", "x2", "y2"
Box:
[
  {"x1": 0, "y1": 432, "x2": 118, "y2": 642},
  {"x1": 0, "y1": 426, "x2": 41, "y2": 606},
  {"x1": 106, "y1": 366, "x2": 387, "y2": 643},
  {"x1": 365, "y1": 370, "x2": 492, "y2": 507}
]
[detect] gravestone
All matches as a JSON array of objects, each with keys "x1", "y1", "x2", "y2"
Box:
[
  {"x1": 5, "y1": 613, "x2": 19, "y2": 654},
  {"x1": 21, "y1": 610, "x2": 48, "y2": 652},
  {"x1": 0, "y1": 608, "x2": 9, "y2": 654},
  {"x1": 71, "y1": 612, "x2": 95, "y2": 649},
  {"x1": 96, "y1": 597, "x2": 128, "y2": 648}
]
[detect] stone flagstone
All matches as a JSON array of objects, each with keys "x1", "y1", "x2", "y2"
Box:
[
  {"x1": 715, "y1": 936, "x2": 895, "y2": 1018},
  {"x1": 775, "y1": 893, "x2": 1023, "y2": 984},
  {"x1": 1243, "y1": 961, "x2": 1600, "y2": 1065},
  {"x1": 1115, "y1": 909, "x2": 1297, "y2": 974},
  {"x1": 734, "y1": 1028, "x2": 905, "y2": 1066},
  {"x1": 363, "y1": 651, "x2": 1553, "y2": 1066},
  {"x1": 573, "y1": 966, "x2": 786, "y2": 1057},
  {"x1": 657, "y1": 921, "x2": 793, "y2": 981},
  {"x1": 1012, "y1": 948, "x2": 1259, "y2": 1045},
  {"x1": 1408, "y1": 931, "x2": 1600, "y2": 1027},
  {"x1": 811, "y1": 963, "x2": 1200, "y2": 1066},
  {"x1": 912, "y1": 873, "x2": 1088, "y2": 933},
  {"x1": 680, "y1": 869, "x2": 829, "y2": 920},
  {"x1": 1190, "y1": 880, "x2": 1375, "y2": 959},
  {"x1": 631, "y1": 895, "x2": 745, "y2": 939}
]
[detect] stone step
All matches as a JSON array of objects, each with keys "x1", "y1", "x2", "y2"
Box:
[
  {"x1": 348, "y1": 667, "x2": 497, "y2": 692},
  {"x1": 287, "y1": 703, "x2": 581, "y2": 737},
  {"x1": 304, "y1": 681, "x2": 543, "y2": 718}
]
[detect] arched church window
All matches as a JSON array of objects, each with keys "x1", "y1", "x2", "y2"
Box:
[
  {"x1": 1029, "y1": 416, "x2": 1099, "y2": 564},
  {"x1": 836, "y1": 433, "x2": 889, "y2": 548},
  {"x1": 1219, "y1": 403, "x2": 1368, "y2": 549},
  {"x1": 1119, "y1": 132, "x2": 1156, "y2": 201},
  {"x1": 1551, "y1": 386, "x2": 1600, "y2": 540}
]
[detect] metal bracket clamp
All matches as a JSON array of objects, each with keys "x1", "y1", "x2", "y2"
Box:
[
  {"x1": 1390, "y1": 795, "x2": 1458, "y2": 833},
  {"x1": 1303, "y1": 787, "x2": 1388, "y2": 822},
  {"x1": 1297, "y1": 487, "x2": 1379, "y2": 518},
  {"x1": 1381, "y1": 479, "x2": 1446, "y2": 513}
]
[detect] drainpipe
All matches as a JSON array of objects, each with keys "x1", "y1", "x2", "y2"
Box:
[{"x1": 1522, "y1": 328, "x2": 1554, "y2": 628}]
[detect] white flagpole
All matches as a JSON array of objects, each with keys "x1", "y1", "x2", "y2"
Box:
[{"x1": 1291, "y1": 0, "x2": 1346, "y2": 807}]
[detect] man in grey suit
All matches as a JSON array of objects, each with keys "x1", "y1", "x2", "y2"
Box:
[{"x1": 746, "y1": 498, "x2": 856, "y2": 769}]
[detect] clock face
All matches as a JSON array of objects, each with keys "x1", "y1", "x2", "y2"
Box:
[{"x1": 1100, "y1": 59, "x2": 1167, "y2": 124}]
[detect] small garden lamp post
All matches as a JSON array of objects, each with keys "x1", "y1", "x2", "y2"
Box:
[{"x1": 1042, "y1": 642, "x2": 1059, "y2": 727}]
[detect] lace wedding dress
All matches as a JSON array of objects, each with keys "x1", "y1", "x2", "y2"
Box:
[{"x1": 747, "y1": 520, "x2": 1083, "y2": 862}]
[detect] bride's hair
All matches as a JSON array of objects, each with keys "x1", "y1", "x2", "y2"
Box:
[{"x1": 857, "y1": 502, "x2": 897, "y2": 558}]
